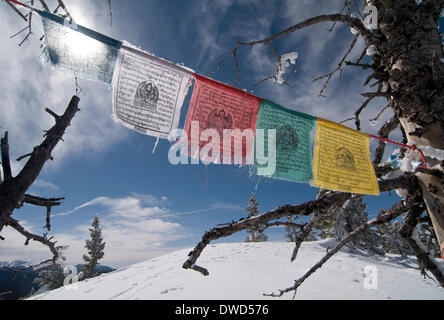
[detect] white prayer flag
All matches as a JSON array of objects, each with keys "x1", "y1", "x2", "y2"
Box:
[
  {"x1": 112, "y1": 43, "x2": 194, "y2": 139},
  {"x1": 39, "y1": 10, "x2": 121, "y2": 84}
]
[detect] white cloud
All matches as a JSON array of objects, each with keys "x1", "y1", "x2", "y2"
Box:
[
  {"x1": 29, "y1": 179, "x2": 59, "y2": 192},
  {"x1": 0, "y1": 221, "x2": 53, "y2": 264},
  {"x1": 0, "y1": 192, "x2": 245, "y2": 268},
  {"x1": 0, "y1": 192, "x2": 185, "y2": 268},
  {"x1": 187, "y1": 1, "x2": 277, "y2": 71},
  {"x1": 52, "y1": 194, "x2": 171, "y2": 219}
]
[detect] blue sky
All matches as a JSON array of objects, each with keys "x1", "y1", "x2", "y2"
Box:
[{"x1": 0, "y1": 0, "x2": 401, "y2": 268}]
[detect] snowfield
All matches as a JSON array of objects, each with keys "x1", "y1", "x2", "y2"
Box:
[{"x1": 29, "y1": 240, "x2": 444, "y2": 300}]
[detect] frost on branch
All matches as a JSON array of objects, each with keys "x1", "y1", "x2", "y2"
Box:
[{"x1": 275, "y1": 52, "x2": 298, "y2": 85}]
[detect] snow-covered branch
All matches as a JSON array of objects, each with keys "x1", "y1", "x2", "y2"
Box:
[{"x1": 183, "y1": 174, "x2": 417, "y2": 276}]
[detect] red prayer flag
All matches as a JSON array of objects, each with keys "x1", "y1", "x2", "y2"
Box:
[{"x1": 184, "y1": 74, "x2": 261, "y2": 164}]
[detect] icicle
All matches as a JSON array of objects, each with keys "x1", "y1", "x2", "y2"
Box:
[
  {"x1": 205, "y1": 164, "x2": 208, "y2": 189},
  {"x1": 152, "y1": 137, "x2": 159, "y2": 154},
  {"x1": 254, "y1": 176, "x2": 262, "y2": 190}
]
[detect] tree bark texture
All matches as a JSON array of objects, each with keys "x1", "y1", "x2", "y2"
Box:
[{"x1": 371, "y1": 0, "x2": 444, "y2": 257}]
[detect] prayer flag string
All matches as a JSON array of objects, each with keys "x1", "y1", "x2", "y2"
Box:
[
  {"x1": 369, "y1": 134, "x2": 428, "y2": 168},
  {"x1": 6, "y1": 0, "x2": 35, "y2": 11},
  {"x1": 15, "y1": 5, "x2": 434, "y2": 196}
]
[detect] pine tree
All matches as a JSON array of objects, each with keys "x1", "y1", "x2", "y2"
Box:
[
  {"x1": 418, "y1": 223, "x2": 441, "y2": 258},
  {"x1": 33, "y1": 260, "x2": 66, "y2": 291},
  {"x1": 377, "y1": 220, "x2": 412, "y2": 257},
  {"x1": 244, "y1": 193, "x2": 267, "y2": 242},
  {"x1": 317, "y1": 195, "x2": 382, "y2": 253},
  {"x1": 313, "y1": 189, "x2": 341, "y2": 239},
  {"x1": 82, "y1": 214, "x2": 105, "y2": 279},
  {"x1": 284, "y1": 215, "x2": 297, "y2": 242}
]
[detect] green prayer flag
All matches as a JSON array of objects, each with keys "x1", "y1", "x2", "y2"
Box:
[{"x1": 252, "y1": 100, "x2": 316, "y2": 183}]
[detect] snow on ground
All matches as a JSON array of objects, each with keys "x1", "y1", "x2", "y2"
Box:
[{"x1": 29, "y1": 240, "x2": 444, "y2": 300}]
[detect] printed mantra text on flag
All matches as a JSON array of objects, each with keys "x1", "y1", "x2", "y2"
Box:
[
  {"x1": 311, "y1": 118, "x2": 379, "y2": 195},
  {"x1": 184, "y1": 74, "x2": 261, "y2": 162},
  {"x1": 253, "y1": 100, "x2": 316, "y2": 183},
  {"x1": 113, "y1": 44, "x2": 193, "y2": 138}
]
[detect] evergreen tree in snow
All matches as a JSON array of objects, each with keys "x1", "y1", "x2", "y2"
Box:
[
  {"x1": 313, "y1": 189, "x2": 341, "y2": 239},
  {"x1": 82, "y1": 214, "x2": 106, "y2": 279},
  {"x1": 244, "y1": 193, "x2": 267, "y2": 242},
  {"x1": 284, "y1": 215, "x2": 297, "y2": 242},
  {"x1": 418, "y1": 222, "x2": 441, "y2": 258},
  {"x1": 377, "y1": 220, "x2": 412, "y2": 257},
  {"x1": 317, "y1": 195, "x2": 382, "y2": 253},
  {"x1": 33, "y1": 259, "x2": 66, "y2": 291},
  {"x1": 285, "y1": 215, "x2": 318, "y2": 242}
]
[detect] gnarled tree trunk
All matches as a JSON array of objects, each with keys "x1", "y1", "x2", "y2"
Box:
[{"x1": 373, "y1": 0, "x2": 444, "y2": 257}]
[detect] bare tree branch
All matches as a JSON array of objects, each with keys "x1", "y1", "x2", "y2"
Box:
[
  {"x1": 18, "y1": 8, "x2": 33, "y2": 47},
  {"x1": 264, "y1": 195, "x2": 424, "y2": 298},
  {"x1": 21, "y1": 194, "x2": 64, "y2": 231},
  {"x1": 0, "y1": 95, "x2": 80, "y2": 263},
  {"x1": 313, "y1": 33, "x2": 361, "y2": 97},
  {"x1": 5, "y1": 0, "x2": 28, "y2": 21},
  {"x1": 7, "y1": 216, "x2": 60, "y2": 259},
  {"x1": 290, "y1": 211, "x2": 322, "y2": 261},
  {"x1": 107, "y1": 0, "x2": 112, "y2": 26},
  {"x1": 183, "y1": 174, "x2": 416, "y2": 276},
  {"x1": 38, "y1": 0, "x2": 50, "y2": 11},
  {"x1": 183, "y1": 191, "x2": 351, "y2": 275},
  {"x1": 369, "y1": 101, "x2": 391, "y2": 124},
  {"x1": 212, "y1": 12, "x2": 377, "y2": 85},
  {"x1": 1, "y1": 132, "x2": 12, "y2": 181},
  {"x1": 345, "y1": 61, "x2": 373, "y2": 69},
  {"x1": 54, "y1": 0, "x2": 72, "y2": 20},
  {"x1": 372, "y1": 115, "x2": 399, "y2": 167},
  {"x1": 327, "y1": 0, "x2": 350, "y2": 32},
  {"x1": 237, "y1": 14, "x2": 376, "y2": 47},
  {"x1": 399, "y1": 203, "x2": 444, "y2": 286}
]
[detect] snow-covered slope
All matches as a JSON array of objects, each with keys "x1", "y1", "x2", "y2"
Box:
[{"x1": 29, "y1": 240, "x2": 444, "y2": 300}]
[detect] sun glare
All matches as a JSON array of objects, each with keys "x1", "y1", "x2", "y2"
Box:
[{"x1": 65, "y1": 27, "x2": 102, "y2": 58}]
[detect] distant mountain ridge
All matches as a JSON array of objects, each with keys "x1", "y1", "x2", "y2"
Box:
[
  {"x1": 0, "y1": 260, "x2": 33, "y2": 268},
  {"x1": 0, "y1": 261, "x2": 115, "y2": 300}
]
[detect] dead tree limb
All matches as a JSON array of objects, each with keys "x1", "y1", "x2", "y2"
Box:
[
  {"x1": 1, "y1": 132, "x2": 12, "y2": 181},
  {"x1": 313, "y1": 33, "x2": 361, "y2": 97},
  {"x1": 264, "y1": 195, "x2": 425, "y2": 298},
  {"x1": 21, "y1": 194, "x2": 64, "y2": 231},
  {"x1": 372, "y1": 115, "x2": 399, "y2": 167},
  {"x1": 399, "y1": 204, "x2": 444, "y2": 286},
  {"x1": 212, "y1": 13, "x2": 378, "y2": 85},
  {"x1": 5, "y1": 0, "x2": 28, "y2": 22},
  {"x1": 18, "y1": 6, "x2": 33, "y2": 47},
  {"x1": 7, "y1": 217, "x2": 60, "y2": 258},
  {"x1": 38, "y1": 0, "x2": 50, "y2": 11},
  {"x1": 183, "y1": 173, "x2": 416, "y2": 276},
  {"x1": 5, "y1": 0, "x2": 73, "y2": 47},
  {"x1": 0, "y1": 95, "x2": 80, "y2": 262},
  {"x1": 107, "y1": 0, "x2": 112, "y2": 26},
  {"x1": 290, "y1": 212, "x2": 322, "y2": 262},
  {"x1": 53, "y1": 0, "x2": 72, "y2": 20}
]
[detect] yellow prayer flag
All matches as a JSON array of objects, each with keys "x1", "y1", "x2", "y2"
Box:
[{"x1": 312, "y1": 118, "x2": 379, "y2": 195}]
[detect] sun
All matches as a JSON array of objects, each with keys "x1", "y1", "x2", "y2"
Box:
[
  {"x1": 65, "y1": 27, "x2": 102, "y2": 58},
  {"x1": 61, "y1": 5, "x2": 102, "y2": 58}
]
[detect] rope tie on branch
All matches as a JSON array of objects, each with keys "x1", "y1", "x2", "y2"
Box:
[{"x1": 370, "y1": 134, "x2": 428, "y2": 168}]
